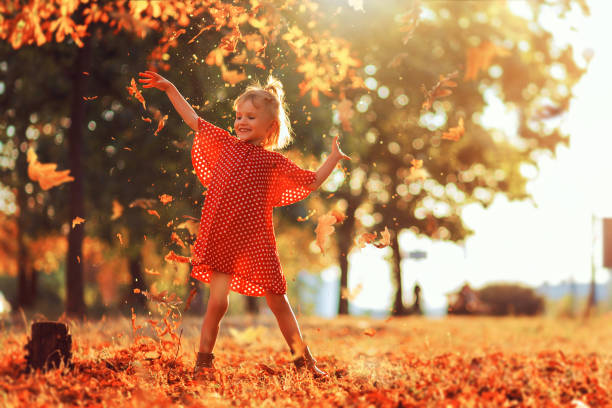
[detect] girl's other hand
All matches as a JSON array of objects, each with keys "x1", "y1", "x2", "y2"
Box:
[
  {"x1": 138, "y1": 70, "x2": 172, "y2": 92},
  {"x1": 332, "y1": 135, "x2": 351, "y2": 161}
]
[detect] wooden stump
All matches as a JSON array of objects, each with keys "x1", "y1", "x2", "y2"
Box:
[{"x1": 24, "y1": 321, "x2": 73, "y2": 373}]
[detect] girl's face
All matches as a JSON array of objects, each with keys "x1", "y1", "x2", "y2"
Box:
[{"x1": 234, "y1": 99, "x2": 276, "y2": 146}]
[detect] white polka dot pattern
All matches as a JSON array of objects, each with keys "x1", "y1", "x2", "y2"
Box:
[{"x1": 189, "y1": 117, "x2": 317, "y2": 297}]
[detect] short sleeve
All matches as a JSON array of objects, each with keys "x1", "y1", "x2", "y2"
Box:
[
  {"x1": 191, "y1": 117, "x2": 234, "y2": 187},
  {"x1": 271, "y1": 154, "x2": 317, "y2": 207}
]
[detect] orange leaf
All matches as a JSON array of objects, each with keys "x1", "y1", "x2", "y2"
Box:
[
  {"x1": 144, "y1": 268, "x2": 160, "y2": 276},
  {"x1": 164, "y1": 250, "x2": 190, "y2": 263},
  {"x1": 336, "y1": 99, "x2": 354, "y2": 132},
  {"x1": 117, "y1": 233, "x2": 124, "y2": 246},
  {"x1": 129, "y1": 198, "x2": 157, "y2": 209},
  {"x1": 341, "y1": 282, "x2": 363, "y2": 301},
  {"x1": 442, "y1": 117, "x2": 465, "y2": 141},
  {"x1": 147, "y1": 209, "x2": 160, "y2": 219},
  {"x1": 184, "y1": 287, "x2": 197, "y2": 312},
  {"x1": 464, "y1": 41, "x2": 511, "y2": 81},
  {"x1": 111, "y1": 200, "x2": 123, "y2": 220},
  {"x1": 153, "y1": 114, "x2": 168, "y2": 136},
  {"x1": 363, "y1": 328, "x2": 377, "y2": 336},
  {"x1": 221, "y1": 65, "x2": 246, "y2": 85},
  {"x1": 126, "y1": 78, "x2": 146, "y2": 110},
  {"x1": 72, "y1": 216, "x2": 85, "y2": 229},
  {"x1": 315, "y1": 212, "x2": 338, "y2": 254},
  {"x1": 420, "y1": 71, "x2": 458, "y2": 112},
  {"x1": 159, "y1": 194, "x2": 173, "y2": 205},
  {"x1": 27, "y1": 148, "x2": 75, "y2": 191}
]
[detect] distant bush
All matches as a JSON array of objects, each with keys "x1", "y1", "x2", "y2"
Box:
[{"x1": 477, "y1": 283, "x2": 545, "y2": 316}]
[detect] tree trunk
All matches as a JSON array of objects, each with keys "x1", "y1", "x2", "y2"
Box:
[
  {"x1": 5, "y1": 57, "x2": 37, "y2": 310},
  {"x1": 245, "y1": 296, "x2": 259, "y2": 314},
  {"x1": 65, "y1": 31, "x2": 91, "y2": 319},
  {"x1": 16, "y1": 167, "x2": 34, "y2": 309},
  {"x1": 390, "y1": 229, "x2": 408, "y2": 316},
  {"x1": 25, "y1": 321, "x2": 73, "y2": 373},
  {"x1": 336, "y1": 198, "x2": 358, "y2": 315},
  {"x1": 128, "y1": 252, "x2": 147, "y2": 311}
]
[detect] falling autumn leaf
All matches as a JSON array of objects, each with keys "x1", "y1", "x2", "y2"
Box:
[
  {"x1": 111, "y1": 200, "x2": 123, "y2": 220},
  {"x1": 315, "y1": 213, "x2": 339, "y2": 254},
  {"x1": 442, "y1": 117, "x2": 465, "y2": 141},
  {"x1": 355, "y1": 232, "x2": 377, "y2": 249},
  {"x1": 184, "y1": 287, "x2": 198, "y2": 312},
  {"x1": 26, "y1": 148, "x2": 75, "y2": 191},
  {"x1": 355, "y1": 226, "x2": 391, "y2": 249},
  {"x1": 117, "y1": 233, "x2": 123, "y2": 246},
  {"x1": 159, "y1": 194, "x2": 173, "y2": 205},
  {"x1": 141, "y1": 116, "x2": 152, "y2": 123},
  {"x1": 72, "y1": 216, "x2": 85, "y2": 228},
  {"x1": 341, "y1": 282, "x2": 364, "y2": 301},
  {"x1": 464, "y1": 41, "x2": 511, "y2": 81},
  {"x1": 82, "y1": 96, "x2": 98, "y2": 101},
  {"x1": 420, "y1": 71, "x2": 458, "y2": 112},
  {"x1": 153, "y1": 114, "x2": 168, "y2": 136},
  {"x1": 336, "y1": 99, "x2": 354, "y2": 132},
  {"x1": 127, "y1": 77, "x2": 146, "y2": 110},
  {"x1": 131, "y1": 307, "x2": 143, "y2": 334},
  {"x1": 164, "y1": 250, "x2": 190, "y2": 264},
  {"x1": 147, "y1": 210, "x2": 160, "y2": 219},
  {"x1": 145, "y1": 268, "x2": 160, "y2": 276},
  {"x1": 397, "y1": 1, "x2": 421, "y2": 44},
  {"x1": 221, "y1": 65, "x2": 247, "y2": 85},
  {"x1": 129, "y1": 198, "x2": 157, "y2": 209},
  {"x1": 187, "y1": 23, "x2": 215, "y2": 44}
]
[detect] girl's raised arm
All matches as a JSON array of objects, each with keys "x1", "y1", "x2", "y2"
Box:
[{"x1": 139, "y1": 71, "x2": 198, "y2": 132}]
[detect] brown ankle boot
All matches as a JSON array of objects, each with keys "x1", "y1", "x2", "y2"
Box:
[
  {"x1": 291, "y1": 345, "x2": 329, "y2": 379},
  {"x1": 193, "y1": 352, "x2": 215, "y2": 380}
]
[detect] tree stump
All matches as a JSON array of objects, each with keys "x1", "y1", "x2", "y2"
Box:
[{"x1": 24, "y1": 321, "x2": 73, "y2": 373}]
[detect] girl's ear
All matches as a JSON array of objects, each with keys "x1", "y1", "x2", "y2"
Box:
[{"x1": 267, "y1": 119, "x2": 279, "y2": 137}]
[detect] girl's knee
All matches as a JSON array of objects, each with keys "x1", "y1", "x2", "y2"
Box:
[{"x1": 207, "y1": 295, "x2": 229, "y2": 314}]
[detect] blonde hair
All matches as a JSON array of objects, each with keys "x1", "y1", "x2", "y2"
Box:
[{"x1": 233, "y1": 75, "x2": 293, "y2": 150}]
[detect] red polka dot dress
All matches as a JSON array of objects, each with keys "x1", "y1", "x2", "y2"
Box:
[{"x1": 190, "y1": 117, "x2": 317, "y2": 296}]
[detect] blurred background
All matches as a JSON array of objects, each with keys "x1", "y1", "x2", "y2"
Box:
[{"x1": 1, "y1": 0, "x2": 610, "y2": 322}]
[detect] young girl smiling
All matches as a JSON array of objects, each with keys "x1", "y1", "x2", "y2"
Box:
[{"x1": 139, "y1": 71, "x2": 350, "y2": 380}]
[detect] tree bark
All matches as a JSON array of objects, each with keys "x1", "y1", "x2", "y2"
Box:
[
  {"x1": 3, "y1": 54, "x2": 37, "y2": 310},
  {"x1": 25, "y1": 321, "x2": 73, "y2": 373},
  {"x1": 245, "y1": 296, "x2": 259, "y2": 314},
  {"x1": 65, "y1": 32, "x2": 91, "y2": 319},
  {"x1": 391, "y1": 229, "x2": 408, "y2": 316},
  {"x1": 128, "y1": 252, "x2": 147, "y2": 311},
  {"x1": 336, "y1": 197, "x2": 358, "y2": 315}
]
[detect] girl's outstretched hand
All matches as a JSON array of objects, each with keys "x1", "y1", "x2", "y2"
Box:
[
  {"x1": 138, "y1": 70, "x2": 172, "y2": 92},
  {"x1": 332, "y1": 135, "x2": 351, "y2": 161}
]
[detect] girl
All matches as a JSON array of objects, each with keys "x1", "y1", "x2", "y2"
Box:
[{"x1": 138, "y1": 70, "x2": 351, "y2": 380}]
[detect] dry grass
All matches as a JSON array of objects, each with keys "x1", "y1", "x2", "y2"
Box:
[{"x1": 1, "y1": 312, "x2": 611, "y2": 407}]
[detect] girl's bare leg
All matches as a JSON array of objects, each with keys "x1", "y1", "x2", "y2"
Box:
[
  {"x1": 265, "y1": 293, "x2": 304, "y2": 352},
  {"x1": 198, "y1": 271, "x2": 232, "y2": 353}
]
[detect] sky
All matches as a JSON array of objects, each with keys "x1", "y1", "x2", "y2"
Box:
[{"x1": 315, "y1": 0, "x2": 612, "y2": 314}]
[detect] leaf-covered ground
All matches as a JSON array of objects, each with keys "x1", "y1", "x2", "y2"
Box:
[{"x1": 1, "y1": 313, "x2": 611, "y2": 407}]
